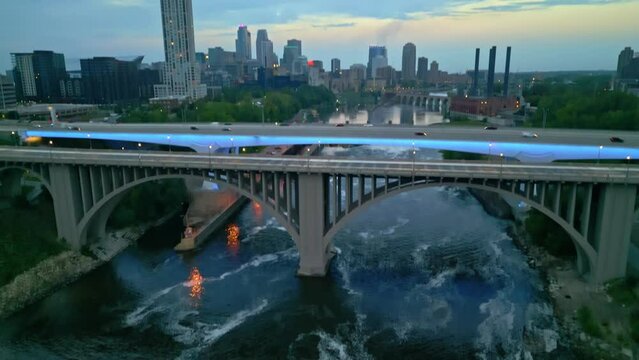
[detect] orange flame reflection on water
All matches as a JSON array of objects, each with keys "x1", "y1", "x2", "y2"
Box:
[
  {"x1": 226, "y1": 223, "x2": 240, "y2": 255},
  {"x1": 188, "y1": 267, "x2": 204, "y2": 300}
]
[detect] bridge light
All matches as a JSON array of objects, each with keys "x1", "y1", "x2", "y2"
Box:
[
  {"x1": 137, "y1": 143, "x2": 142, "y2": 148},
  {"x1": 49, "y1": 140, "x2": 53, "y2": 145},
  {"x1": 627, "y1": 156, "x2": 631, "y2": 161},
  {"x1": 208, "y1": 145, "x2": 212, "y2": 149}
]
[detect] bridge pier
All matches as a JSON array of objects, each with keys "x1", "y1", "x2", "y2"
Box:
[
  {"x1": 591, "y1": 184, "x2": 637, "y2": 284},
  {"x1": 0, "y1": 170, "x2": 22, "y2": 199},
  {"x1": 50, "y1": 165, "x2": 84, "y2": 249},
  {"x1": 296, "y1": 173, "x2": 335, "y2": 276}
]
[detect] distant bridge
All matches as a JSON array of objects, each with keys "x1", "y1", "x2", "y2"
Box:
[
  {"x1": 392, "y1": 90, "x2": 450, "y2": 113},
  {"x1": 1, "y1": 147, "x2": 638, "y2": 284}
]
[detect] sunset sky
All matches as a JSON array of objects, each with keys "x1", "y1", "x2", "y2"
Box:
[{"x1": 1, "y1": 0, "x2": 637, "y2": 73}]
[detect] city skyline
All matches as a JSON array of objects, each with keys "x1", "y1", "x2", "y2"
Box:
[{"x1": 0, "y1": 0, "x2": 638, "y2": 74}]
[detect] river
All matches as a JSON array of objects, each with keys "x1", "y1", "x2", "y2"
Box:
[
  {"x1": 327, "y1": 105, "x2": 444, "y2": 126},
  {"x1": 0, "y1": 127, "x2": 570, "y2": 359}
]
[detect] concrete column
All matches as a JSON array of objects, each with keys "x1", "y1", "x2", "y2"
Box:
[
  {"x1": 0, "y1": 170, "x2": 22, "y2": 199},
  {"x1": 296, "y1": 173, "x2": 334, "y2": 277},
  {"x1": 592, "y1": 184, "x2": 637, "y2": 284},
  {"x1": 49, "y1": 165, "x2": 84, "y2": 249}
]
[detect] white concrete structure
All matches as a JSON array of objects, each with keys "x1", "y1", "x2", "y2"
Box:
[{"x1": 154, "y1": 0, "x2": 206, "y2": 100}]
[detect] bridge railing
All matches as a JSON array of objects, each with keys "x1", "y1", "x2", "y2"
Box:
[{"x1": 1, "y1": 147, "x2": 639, "y2": 184}]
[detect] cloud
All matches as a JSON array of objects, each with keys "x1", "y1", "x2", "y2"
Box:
[
  {"x1": 106, "y1": 0, "x2": 150, "y2": 7},
  {"x1": 311, "y1": 22, "x2": 356, "y2": 29}
]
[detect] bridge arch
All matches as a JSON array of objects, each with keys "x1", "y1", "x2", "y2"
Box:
[
  {"x1": 0, "y1": 165, "x2": 53, "y2": 200},
  {"x1": 77, "y1": 173, "x2": 300, "y2": 248},
  {"x1": 323, "y1": 181, "x2": 595, "y2": 277}
]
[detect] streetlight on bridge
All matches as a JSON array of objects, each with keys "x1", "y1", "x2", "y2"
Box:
[
  {"x1": 167, "y1": 136, "x2": 172, "y2": 152},
  {"x1": 208, "y1": 145, "x2": 212, "y2": 169},
  {"x1": 499, "y1": 153, "x2": 505, "y2": 178},
  {"x1": 627, "y1": 156, "x2": 632, "y2": 182},
  {"x1": 598, "y1": 145, "x2": 603, "y2": 164}
]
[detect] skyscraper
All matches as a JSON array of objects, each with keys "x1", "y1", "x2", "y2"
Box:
[
  {"x1": 417, "y1": 57, "x2": 429, "y2": 82},
  {"x1": 331, "y1": 58, "x2": 341, "y2": 74},
  {"x1": 281, "y1": 40, "x2": 302, "y2": 72},
  {"x1": 0, "y1": 75, "x2": 17, "y2": 110},
  {"x1": 487, "y1": 46, "x2": 497, "y2": 97},
  {"x1": 255, "y1": 29, "x2": 276, "y2": 68},
  {"x1": 11, "y1": 50, "x2": 67, "y2": 102},
  {"x1": 236, "y1": 25, "x2": 252, "y2": 61},
  {"x1": 401, "y1": 43, "x2": 417, "y2": 82},
  {"x1": 618, "y1": 47, "x2": 635, "y2": 78},
  {"x1": 154, "y1": 0, "x2": 206, "y2": 100},
  {"x1": 367, "y1": 46, "x2": 387, "y2": 79}
]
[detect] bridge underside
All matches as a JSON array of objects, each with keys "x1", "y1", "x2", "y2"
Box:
[{"x1": 1, "y1": 159, "x2": 636, "y2": 285}]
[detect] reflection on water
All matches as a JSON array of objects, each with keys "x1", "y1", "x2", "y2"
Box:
[
  {"x1": 252, "y1": 201, "x2": 263, "y2": 221},
  {"x1": 188, "y1": 267, "x2": 204, "y2": 304},
  {"x1": 328, "y1": 105, "x2": 444, "y2": 126},
  {"x1": 226, "y1": 223, "x2": 240, "y2": 255}
]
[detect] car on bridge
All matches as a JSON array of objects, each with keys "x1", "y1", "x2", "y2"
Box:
[
  {"x1": 484, "y1": 126, "x2": 498, "y2": 130},
  {"x1": 521, "y1": 131, "x2": 539, "y2": 138},
  {"x1": 610, "y1": 136, "x2": 624, "y2": 143},
  {"x1": 414, "y1": 132, "x2": 428, "y2": 136}
]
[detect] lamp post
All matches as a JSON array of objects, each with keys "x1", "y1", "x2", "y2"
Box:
[
  {"x1": 627, "y1": 156, "x2": 631, "y2": 182},
  {"x1": 208, "y1": 145, "x2": 212, "y2": 169},
  {"x1": 87, "y1": 134, "x2": 92, "y2": 150},
  {"x1": 597, "y1": 145, "x2": 603, "y2": 164},
  {"x1": 230, "y1": 138, "x2": 234, "y2": 154},
  {"x1": 500, "y1": 153, "x2": 504, "y2": 178},
  {"x1": 488, "y1": 143, "x2": 493, "y2": 161},
  {"x1": 11, "y1": 131, "x2": 16, "y2": 146},
  {"x1": 167, "y1": 136, "x2": 172, "y2": 153}
]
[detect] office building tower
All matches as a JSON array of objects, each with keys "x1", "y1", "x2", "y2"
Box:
[
  {"x1": 503, "y1": 46, "x2": 512, "y2": 96},
  {"x1": 11, "y1": 50, "x2": 67, "y2": 102},
  {"x1": 282, "y1": 40, "x2": 302, "y2": 72},
  {"x1": 236, "y1": 25, "x2": 252, "y2": 61},
  {"x1": 367, "y1": 46, "x2": 387, "y2": 79},
  {"x1": 208, "y1": 47, "x2": 236, "y2": 70},
  {"x1": 371, "y1": 55, "x2": 388, "y2": 79},
  {"x1": 417, "y1": 57, "x2": 429, "y2": 81},
  {"x1": 81, "y1": 56, "x2": 141, "y2": 104},
  {"x1": 618, "y1": 47, "x2": 635, "y2": 78},
  {"x1": 256, "y1": 30, "x2": 276, "y2": 69},
  {"x1": 154, "y1": 0, "x2": 206, "y2": 99},
  {"x1": 401, "y1": 43, "x2": 417, "y2": 82},
  {"x1": 331, "y1": 58, "x2": 341, "y2": 74},
  {"x1": 472, "y1": 48, "x2": 480, "y2": 96},
  {"x1": 0, "y1": 75, "x2": 17, "y2": 110},
  {"x1": 487, "y1": 46, "x2": 496, "y2": 97}
]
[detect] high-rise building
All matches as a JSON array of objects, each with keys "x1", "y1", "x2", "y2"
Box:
[
  {"x1": 618, "y1": 47, "x2": 635, "y2": 78},
  {"x1": 417, "y1": 57, "x2": 429, "y2": 82},
  {"x1": 487, "y1": 46, "x2": 497, "y2": 97},
  {"x1": 503, "y1": 46, "x2": 512, "y2": 96},
  {"x1": 236, "y1": 25, "x2": 252, "y2": 61},
  {"x1": 255, "y1": 30, "x2": 276, "y2": 69},
  {"x1": 256, "y1": 29, "x2": 270, "y2": 67},
  {"x1": 0, "y1": 75, "x2": 17, "y2": 110},
  {"x1": 331, "y1": 58, "x2": 341, "y2": 75},
  {"x1": 287, "y1": 39, "x2": 302, "y2": 56},
  {"x1": 292, "y1": 56, "x2": 309, "y2": 76},
  {"x1": 11, "y1": 50, "x2": 67, "y2": 102},
  {"x1": 371, "y1": 55, "x2": 388, "y2": 79},
  {"x1": 81, "y1": 57, "x2": 141, "y2": 104},
  {"x1": 154, "y1": 0, "x2": 206, "y2": 100},
  {"x1": 401, "y1": 43, "x2": 417, "y2": 82},
  {"x1": 208, "y1": 47, "x2": 236, "y2": 70},
  {"x1": 281, "y1": 40, "x2": 302, "y2": 72},
  {"x1": 367, "y1": 46, "x2": 387, "y2": 79}
]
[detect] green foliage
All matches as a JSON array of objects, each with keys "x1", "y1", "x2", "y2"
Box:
[
  {"x1": 108, "y1": 179, "x2": 187, "y2": 230},
  {"x1": 0, "y1": 194, "x2": 67, "y2": 287},
  {"x1": 630, "y1": 311, "x2": 639, "y2": 343},
  {"x1": 606, "y1": 277, "x2": 639, "y2": 306},
  {"x1": 524, "y1": 76, "x2": 639, "y2": 131},
  {"x1": 119, "y1": 86, "x2": 336, "y2": 124},
  {"x1": 440, "y1": 150, "x2": 487, "y2": 161},
  {"x1": 525, "y1": 209, "x2": 576, "y2": 257},
  {"x1": 577, "y1": 306, "x2": 603, "y2": 338}
]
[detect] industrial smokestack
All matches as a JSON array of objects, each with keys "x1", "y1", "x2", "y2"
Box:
[
  {"x1": 487, "y1": 46, "x2": 496, "y2": 97},
  {"x1": 503, "y1": 46, "x2": 511, "y2": 97},
  {"x1": 472, "y1": 48, "x2": 480, "y2": 96}
]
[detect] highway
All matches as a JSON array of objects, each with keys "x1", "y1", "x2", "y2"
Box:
[
  {"x1": 2, "y1": 121, "x2": 639, "y2": 161},
  {"x1": 2, "y1": 147, "x2": 639, "y2": 184}
]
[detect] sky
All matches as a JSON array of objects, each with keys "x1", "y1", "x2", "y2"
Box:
[{"x1": 0, "y1": 0, "x2": 638, "y2": 74}]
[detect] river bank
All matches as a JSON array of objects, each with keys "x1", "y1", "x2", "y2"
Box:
[
  {"x1": 0, "y1": 208, "x2": 180, "y2": 320},
  {"x1": 468, "y1": 188, "x2": 636, "y2": 358}
]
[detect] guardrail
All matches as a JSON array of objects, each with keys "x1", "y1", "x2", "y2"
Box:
[{"x1": 1, "y1": 147, "x2": 638, "y2": 184}]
